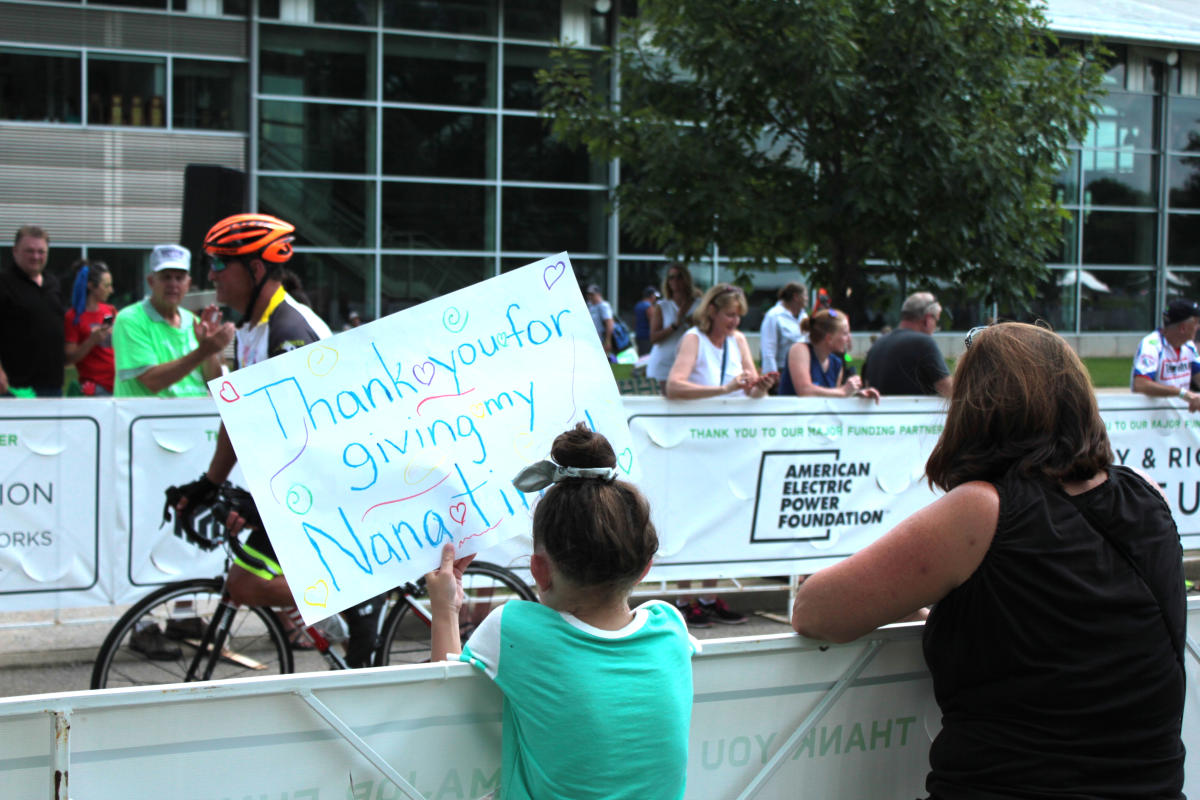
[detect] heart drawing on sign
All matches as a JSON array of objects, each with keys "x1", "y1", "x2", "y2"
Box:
[
  {"x1": 412, "y1": 361, "x2": 436, "y2": 385},
  {"x1": 218, "y1": 381, "x2": 240, "y2": 403},
  {"x1": 543, "y1": 260, "x2": 566, "y2": 290},
  {"x1": 303, "y1": 579, "x2": 329, "y2": 608},
  {"x1": 617, "y1": 447, "x2": 634, "y2": 474},
  {"x1": 449, "y1": 503, "x2": 468, "y2": 525}
]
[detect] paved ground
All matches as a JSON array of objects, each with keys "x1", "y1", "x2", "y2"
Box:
[{"x1": 0, "y1": 583, "x2": 794, "y2": 699}]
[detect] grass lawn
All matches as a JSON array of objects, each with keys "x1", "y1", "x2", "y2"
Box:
[{"x1": 611, "y1": 357, "x2": 1131, "y2": 389}]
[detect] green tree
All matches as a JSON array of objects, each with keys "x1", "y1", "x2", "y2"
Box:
[{"x1": 539, "y1": 0, "x2": 1105, "y2": 317}]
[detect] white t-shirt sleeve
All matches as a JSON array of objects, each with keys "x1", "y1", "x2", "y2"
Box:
[
  {"x1": 459, "y1": 604, "x2": 505, "y2": 680},
  {"x1": 760, "y1": 309, "x2": 780, "y2": 372}
]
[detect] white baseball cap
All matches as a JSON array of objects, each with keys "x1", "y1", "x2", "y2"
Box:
[{"x1": 150, "y1": 244, "x2": 191, "y2": 272}]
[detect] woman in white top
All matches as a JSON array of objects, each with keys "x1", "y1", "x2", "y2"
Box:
[
  {"x1": 666, "y1": 283, "x2": 777, "y2": 400},
  {"x1": 645, "y1": 264, "x2": 701, "y2": 382}
]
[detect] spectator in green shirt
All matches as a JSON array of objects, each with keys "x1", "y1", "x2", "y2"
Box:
[{"x1": 112, "y1": 244, "x2": 234, "y2": 398}]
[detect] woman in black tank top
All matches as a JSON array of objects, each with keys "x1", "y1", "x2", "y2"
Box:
[{"x1": 790, "y1": 322, "x2": 1185, "y2": 799}]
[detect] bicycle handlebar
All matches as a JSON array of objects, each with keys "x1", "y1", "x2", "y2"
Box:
[{"x1": 162, "y1": 483, "x2": 275, "y2": 576}]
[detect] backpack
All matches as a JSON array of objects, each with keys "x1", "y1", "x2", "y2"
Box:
[{"x1": 611, "y1": 318, "x2": 633, "y2": 353}]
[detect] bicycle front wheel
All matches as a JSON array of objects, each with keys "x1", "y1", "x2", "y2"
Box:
[
  {"x1": 91, "y1": 578, "x2": 293, "y2": 689},
  {"x1": 377, "y1": 561, "x2": 537, "y2": 666}
]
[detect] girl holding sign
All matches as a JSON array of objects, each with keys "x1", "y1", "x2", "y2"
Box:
[{"x1": 427, "y1": 424, "x2": 698, "y2": 800}]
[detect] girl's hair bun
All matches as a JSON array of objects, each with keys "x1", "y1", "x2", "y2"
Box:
[{"x1": 550, "y1": 423, "x2": 616, "y2": 470}]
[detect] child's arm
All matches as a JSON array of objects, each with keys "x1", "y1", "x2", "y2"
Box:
[{"x1": 425, "y1": 543, "x2": 477, "y2": 662}]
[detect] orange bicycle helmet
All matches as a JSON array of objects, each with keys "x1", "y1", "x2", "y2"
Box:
[{"x1": 203, "y1": 213, "x2": 295, "y2": 265}]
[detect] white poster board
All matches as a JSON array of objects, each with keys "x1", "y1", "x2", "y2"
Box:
[{"x1": 211, "y1": 253, "x2": 636, "y2": 623}]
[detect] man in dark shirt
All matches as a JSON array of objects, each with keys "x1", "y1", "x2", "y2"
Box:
[
  {"x1": 862, "y1": 291, "x2": 952, "y2": 397},
  {"x1": 0, "y1": 226, "x2": 64, "y2": 396}
]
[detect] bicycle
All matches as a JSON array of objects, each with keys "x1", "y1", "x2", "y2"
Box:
[{"x1": 90, "y1": 483, "x2": 537, "y2": 690}]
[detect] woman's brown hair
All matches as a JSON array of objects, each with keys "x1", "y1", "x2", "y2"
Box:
[
  {"x1": 800, "y1": 308, "x2": 847, "y2": 345},
  {"x1": 532, "y1": 424, "x2": 658, "y2": 593},
  {"x1": 925, "y1": 322, "x2": 1112, "y2": 492}
]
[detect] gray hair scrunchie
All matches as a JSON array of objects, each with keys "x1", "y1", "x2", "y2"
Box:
[{"x1": 512, "y1": 459, "x2": 618, "y2": 493}]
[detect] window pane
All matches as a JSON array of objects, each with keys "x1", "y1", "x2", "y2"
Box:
[
  {"x1": 383, "y1": 36, "x2": 494, "y2": 107},
  {"x1": 85, "y1": 249, "x2": 154, "y2": 311},
  {"x1": 380, "y1": 255, "x2": 492, "y2": 313},
  {"x1": 503, "y1": 45, "x2": 550, "y2": 111},
  {"x1": 260, "y1": 26, "x2": 373, "y2": 100},
  {"x1": 1165, "y1": 269, "x2": 1200, "y2": 305},
  {"x1": 1167, "y1": 96, "x2": 1200, "y2": 152},
  {"x1": 1083, "y1": 152, "x2": 1156, "y2": 207},
  {"x1": 1168, "y1": 156, "x2": 1200, "y2": 209},
  {"x1": 1082, "y1": 211, "x2": 1156, "y2": 265},
  {"x1": 0, "y1": 50, "x2": 80, "y2": 123},
  {"x1": 501, "y1": 188, "x2": 607, "y2": 252},
  {"x1": 1076, "y1": 269, "x2": 1154, "y2": 331},
  {"x1": 382, "y1": 109, "x2": 490, "y2": 178},
  {"x1": 993, "y1": 269, "x2": 1079, "y2": 332},
  {"x1": 503, "y1": 115, "x2": 602, "y2": 182},
  {"x1": 100, "y1": 0, "x2": 166, "y2": 7},
  {"x1": 384, "y1": 0, "x2": 496, "y2": 36},
  {"x1": 259, "y1": 177, "x2": 371, "y2": 248},
  {"x1": 173, "y1": 59, "x2": 247, "y2": 131},
  {"x1": 261, "y1": 101, "x2": 373, "y2": 173},
  {"x1": 1047, "y1": 210, "x2": 1079, "y2": 264},
  {"x1": 87, "y1": 55, "x2": 165, "y2": 127},
  {"x1": 1169, "y1": 214, "x2": 1200, "y2": 266},
  {"x1": 290, "y1": 252, "x2": 374, "y2": 328},
  {"x1": 1053, "y1": 150, "x2": 1080, "y2": 206},
  {"x1": 506, "y1": 0, "x2": 559, "y2": 41},
  {"x1": 315, "y1": 0, "x2": 376, "y2": 25},
  {"x1": 1085, "y1": 93, "x2": 1158, "y2": 150},
  {"x1": 381, "y1": 183, "x2": 493, "y2": 250}
]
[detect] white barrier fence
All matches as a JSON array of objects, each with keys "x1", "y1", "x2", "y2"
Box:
[
  {"x1": 2, "y1": 395, "x2": 1199, "y2": 609},
  {"x1": 3, "y1": 600, "x2": 1199, "y2": 800}
]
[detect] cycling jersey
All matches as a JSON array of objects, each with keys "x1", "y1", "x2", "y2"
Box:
[
  {"x1": 235, "y1": 285, "x2": 332, "y2": 369},
  {"x1": 1131, "y1": 329, "x2": 1200, "y2": 391}
]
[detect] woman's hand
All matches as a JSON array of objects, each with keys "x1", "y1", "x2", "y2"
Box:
[
  {"x1": 745, "y1": 370, "x2": 778, "y2": 397},
  {"x1": 840, "y1": 375, "x2": 863, "y2": 396},
  {"x1": 855, "y1": 386, "x2": 882, "y2": 404}
]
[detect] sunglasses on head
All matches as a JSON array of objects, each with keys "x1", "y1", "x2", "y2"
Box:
[{"x1": 964, "y1": 325, "x2": 988, "y2": 350}]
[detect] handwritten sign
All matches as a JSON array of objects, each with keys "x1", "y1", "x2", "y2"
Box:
[{"x1": 210, "y1": 254, "x2": 636, "y2": 623}]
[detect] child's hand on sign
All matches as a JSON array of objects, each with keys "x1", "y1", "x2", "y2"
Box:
[{"x1": 426, "y1": 544, "x2": 477, "y2": 662}]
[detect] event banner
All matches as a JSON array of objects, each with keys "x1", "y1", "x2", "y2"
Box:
[
  {"x1": 209, "y1": 253, "x2": 636, "y2": 623},
  {"x1": 2, "y1": 393, "x2": 1198, "y2": 610},
  {"x1": 622, "y1": 394, "x2": 1200, "y2": 580},
  {"x1": 114, "y1": 399, "x2": 244, "y2": 604},
  {"x1": 0, "y1": 401, "x2": 109, "y2": 600}
]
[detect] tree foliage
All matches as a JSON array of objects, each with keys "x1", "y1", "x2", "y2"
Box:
[{"x1": 538, "y1": 0, "x2": 1105, "y2": 315}]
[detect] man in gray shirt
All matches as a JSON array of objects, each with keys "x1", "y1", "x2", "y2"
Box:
[{"x1": 863, "y1": 291, "x2": 952, "y2": 397}]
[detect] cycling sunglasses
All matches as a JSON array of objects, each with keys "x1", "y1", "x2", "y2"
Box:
[{"x1": 207, "y1": 256, "x2": 242, "y2": 273}]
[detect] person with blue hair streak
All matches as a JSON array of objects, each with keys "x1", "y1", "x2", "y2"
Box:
[{"x1": 63, "y1": 259, "x2": 116, "y2": 395}]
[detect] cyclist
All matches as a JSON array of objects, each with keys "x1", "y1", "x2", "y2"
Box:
[{"x1": 173, "y1": 212, "x2": 384, "y2": 667}]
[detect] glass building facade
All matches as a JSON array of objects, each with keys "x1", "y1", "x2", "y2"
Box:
[{"x1": 0, "y1": 0, "x2": 1198, "y2": 335}]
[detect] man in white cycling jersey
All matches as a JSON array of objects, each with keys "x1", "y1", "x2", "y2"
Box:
[
  {"x1": 174, "y1": 213, "x2": 383, "y2": 667},
  {"x1": 1132, "y1": 298, "x2": 1200, "y2": 413}
]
